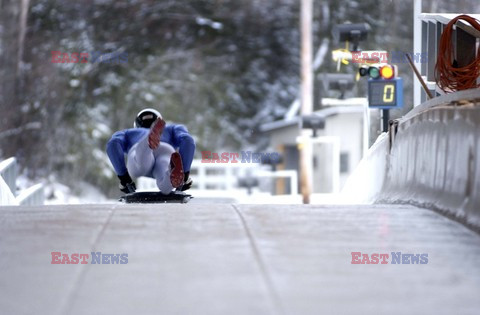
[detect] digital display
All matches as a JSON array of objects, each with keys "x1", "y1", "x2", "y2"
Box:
[{"x1": 368, "y1": 78, "x2": 403, "y2": 109}]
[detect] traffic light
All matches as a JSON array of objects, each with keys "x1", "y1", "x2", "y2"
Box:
[
  {"x1": 368, "y1": 66, "x2": 381, "y2": 79},
  {"x1": 379, "y1": 64, "x2": 395, "y2": 79},
  {"x1": 358, "y1": 64, "x2": 403, "y2": 109},
  {"x1": 359, "y1": 64, "x2": 397, "y2": 80},
  {"x1": 358, "y1": 65, "x2": 369, "y2": 77}
]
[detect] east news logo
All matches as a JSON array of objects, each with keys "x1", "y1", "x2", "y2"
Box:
[
  {"x1": 351, "y1": 252, "x2": 428, "y2": 264},
  {"x1": 51, "y1": 252, "x2": 128, "y2": 264}
]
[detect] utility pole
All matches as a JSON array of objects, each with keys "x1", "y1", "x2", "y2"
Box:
[
  {"x1": 300, "y1": 0, "x2": 313, "y2": 204},
  {"x1": 413, "y1": 0, "x2": 422, "y2": 107}
]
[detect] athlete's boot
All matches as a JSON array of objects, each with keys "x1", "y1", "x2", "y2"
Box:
[
  {"x1": 169, "y1": 152, "x2": 184, "y2": 189},
  {"x1": 148, "y1": 117, "x2": 166, "y2": 150}
]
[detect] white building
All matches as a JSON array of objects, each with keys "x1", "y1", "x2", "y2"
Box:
[{"x1": 260, "y1": 98, "x2": 367, "y2": 194}]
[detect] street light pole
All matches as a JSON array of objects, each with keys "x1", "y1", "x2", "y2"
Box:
[
  {"x1": 300, "y1": 0, "x2": 313, "y2": 204},
  {"x1": 413, "y1": 0, "x2": 422, "y2": 107}
]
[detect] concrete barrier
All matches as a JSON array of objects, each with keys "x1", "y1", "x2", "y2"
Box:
[
  {"x1": 341, "y1": 132, "x2": 389, "y2": 204},
  {"x1": 343, "y1": 88, "x2": 480, "y2": 229}
]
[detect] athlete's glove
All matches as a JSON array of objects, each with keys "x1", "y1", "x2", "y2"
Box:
[
  {"x1": 180, "y1": 172, "x2": 192, "y2": 191},
  {"x1": 118, "y1": 172, "x2": 136, "y2": 194}
]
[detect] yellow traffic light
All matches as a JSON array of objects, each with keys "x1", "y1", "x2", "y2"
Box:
[{"x1": 380, "y1": 65, "x2": 395, "y2": 79}]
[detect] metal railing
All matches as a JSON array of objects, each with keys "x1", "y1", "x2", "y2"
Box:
[
  {"x1": 16, "y1": 183, "x2": 45, "y2": 206},
  {"x1": 0, "y1": 157, "x2": 17, "y2": 195},
  {"x1": 0, "y1": 157, "x2": 44, "y2": 206}
]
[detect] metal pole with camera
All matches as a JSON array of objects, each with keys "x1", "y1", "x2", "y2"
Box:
[
  {"x1": 332, "y1": 23, "x2": 370, "y2": 52},
  {"x1": 331, "y1": 23, "x2": 371, "y2": 155},
  {"x1": 332, "y1": 23, "x2": 404, "y2": 136}
]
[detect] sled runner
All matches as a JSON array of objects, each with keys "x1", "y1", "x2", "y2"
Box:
[{"x1": 119, "y1": 190, "x2": 192, "y2": 204}]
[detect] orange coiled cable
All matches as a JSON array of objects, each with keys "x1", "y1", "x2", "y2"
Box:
[{"x1": 435, "y1": 14, "x2": 480, "y2": 92}]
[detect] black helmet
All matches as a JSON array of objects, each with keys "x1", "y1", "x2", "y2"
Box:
[{"x1": 134, "y1": 108, "x2": 162, "y2": 128}]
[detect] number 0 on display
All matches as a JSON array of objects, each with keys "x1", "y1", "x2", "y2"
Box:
[
  {"x1": 368, "y1": 77, "x2": 403, "y2": 109},
  {"x1": 383, "y1": 84, "x2": 394, "y2": 103}
]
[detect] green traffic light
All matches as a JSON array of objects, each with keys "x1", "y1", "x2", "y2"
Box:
[{"x1": 368, "y1": 66, "x2": 380, "y2": 79}]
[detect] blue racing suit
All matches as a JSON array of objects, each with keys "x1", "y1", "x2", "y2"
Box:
[{"x1": 106, "y1": 124, "x2": 195, "y2": 177}]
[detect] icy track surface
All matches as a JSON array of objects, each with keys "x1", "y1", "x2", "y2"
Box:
[{"x1": 0, "y1": 203, "x2": 479, "y2": 315}]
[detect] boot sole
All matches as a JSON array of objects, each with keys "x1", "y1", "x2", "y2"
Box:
[
  {"x1": 148, "y1": 118, "x2": 165, "y2": 150},
  {"x1": 170, "y1": 152, "x2": 184, "y2": 188}
]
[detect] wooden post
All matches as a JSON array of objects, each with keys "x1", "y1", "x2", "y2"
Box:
[{"x1": 300, "y1": 0, "x2": 313, "y2": 204}]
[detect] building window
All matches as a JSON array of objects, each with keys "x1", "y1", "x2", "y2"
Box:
[{"x1": 340, "y1": 152, "x2": 349, "y2": 173}]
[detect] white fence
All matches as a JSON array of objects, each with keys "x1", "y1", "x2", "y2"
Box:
[
  {"x1": 138, "y1": 159, "x2": 298, "y2": 196},
  {"x1": 0, "y1": 157, "x2": 45, "y2": 206}
]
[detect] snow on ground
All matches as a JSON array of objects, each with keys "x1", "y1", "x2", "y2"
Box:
[
  {"x1": 44, "y1": 181, "x2": 110, "y2": 205},
  {"x1": 12, "y1": 174, "x2": 110, "y2": 205}
]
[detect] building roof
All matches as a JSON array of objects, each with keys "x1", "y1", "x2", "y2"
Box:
[{"x1": 260, "y1": 99, "x2": 366, "y2": 133}]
